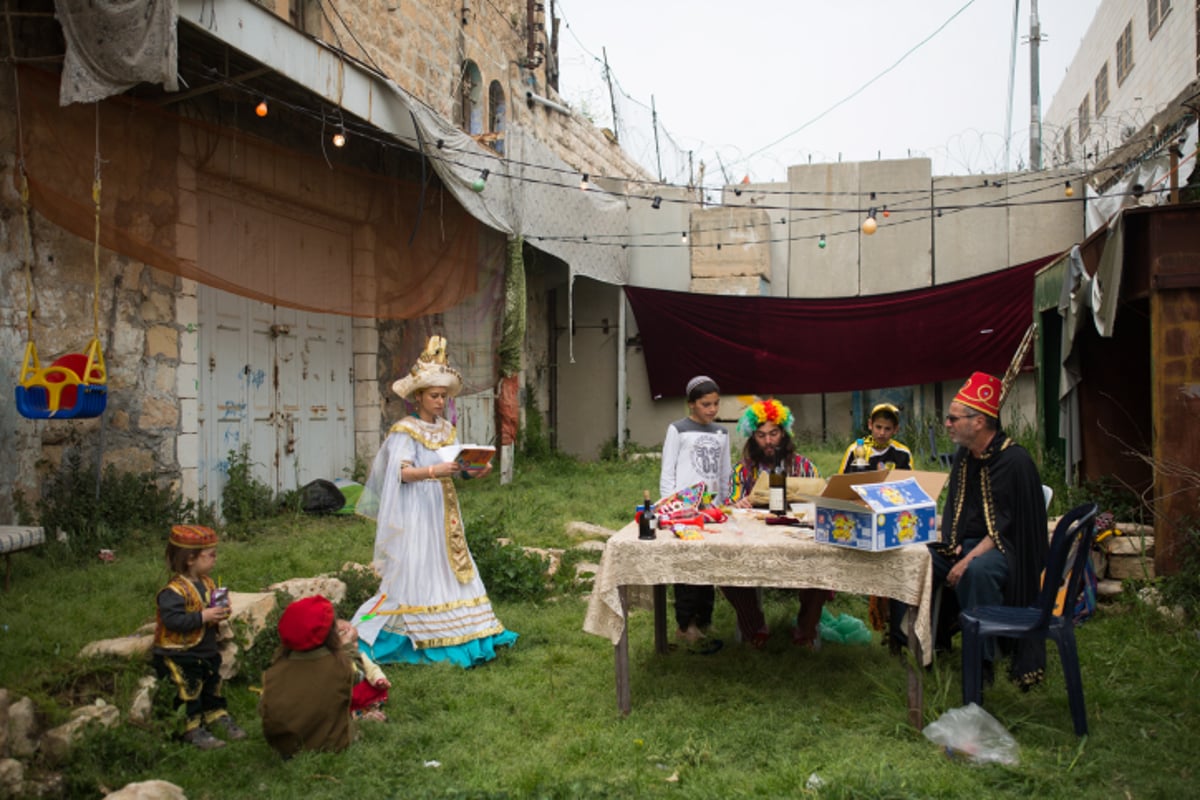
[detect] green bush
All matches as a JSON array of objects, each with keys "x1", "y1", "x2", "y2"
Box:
[
  {"x1": 465, "y1": 509, "x2": 555, "y2": 602},
  {"x1": 21, "y1": 449, "x2": 206, "y2": 564},
  {"x1": 1159, "y1": 519, "x2": 1200, "y2": 618},
  {"x1": 221, "y1": 444, "x2": 277, "y2": 524},
  {"x1": 519, "y1": 382, "x2": 552, "y2": 460}
]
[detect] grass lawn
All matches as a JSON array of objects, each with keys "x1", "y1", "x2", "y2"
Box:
[{"x1": 1, "y1": 450, "x2": 1196, "y2": 799}]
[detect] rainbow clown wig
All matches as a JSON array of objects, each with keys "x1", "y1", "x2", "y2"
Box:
[{"x1": 737, "y1": 397, "x2": 794, "y2": 438}]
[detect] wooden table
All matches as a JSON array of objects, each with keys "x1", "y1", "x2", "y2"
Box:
[{"x1": 582, "y1": 513, "x2": 934, "y2": 726}]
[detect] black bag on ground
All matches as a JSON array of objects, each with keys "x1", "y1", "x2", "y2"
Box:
[{"x1": 300, "y1": 479, "x2": 346, "y2": 514}]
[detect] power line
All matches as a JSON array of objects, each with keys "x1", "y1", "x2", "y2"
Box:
[{"x1": 734, "y1": 0, "x2": 982, "y2": 168}]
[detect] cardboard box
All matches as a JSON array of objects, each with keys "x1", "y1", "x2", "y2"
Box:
[{"x1": 803, "y1": 470, "x2": 949, "y2": 551}]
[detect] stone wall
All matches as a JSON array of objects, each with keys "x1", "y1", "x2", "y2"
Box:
[
  {"x1": 0, "y1": 100, "x2": 188, "y2": 514},
  {"x1": 267, "y1": 0, "x2": 649, "y2": 181}
]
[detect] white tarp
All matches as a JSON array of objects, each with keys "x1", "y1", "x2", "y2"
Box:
[{"x1": 55, "y1": 0, "x2": 179, "y2": 106}]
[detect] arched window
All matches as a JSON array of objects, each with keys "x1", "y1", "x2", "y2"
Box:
[
  {"x1": 459, "y1": 60, "x2": 483, "y2": 135},
  {"x1": 488, "y1": 80, "x2": 506, "y2": 154}
]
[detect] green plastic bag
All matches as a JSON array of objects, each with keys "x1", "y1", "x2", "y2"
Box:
[{"x1": 817, "y1": 607, "x2": 873, "y2": 645}]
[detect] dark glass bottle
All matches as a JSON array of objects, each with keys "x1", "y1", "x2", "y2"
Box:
[
  {"x1": 768, "y1": 466, "x2": 787, "y2": 516},
  {"x1": 638, "y1": 490, "x2": 658, "y2": 539}
]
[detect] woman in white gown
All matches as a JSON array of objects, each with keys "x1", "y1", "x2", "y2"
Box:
[{"x1": 353, "y1": 336, "x2": 517, "y2": 667}]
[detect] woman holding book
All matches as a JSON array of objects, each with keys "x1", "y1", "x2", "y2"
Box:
[{"x1": 352, "y1": 335, "x2": 517, "y2": 668}]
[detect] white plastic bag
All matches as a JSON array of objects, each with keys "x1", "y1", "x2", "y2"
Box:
[{"x1": 922, "y1": 703, "x2": 1019, "y2": 765}]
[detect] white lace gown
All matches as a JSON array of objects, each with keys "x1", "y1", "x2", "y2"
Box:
[{"x1": 353, "y1": 415, "x2": 517, "y2": 667}]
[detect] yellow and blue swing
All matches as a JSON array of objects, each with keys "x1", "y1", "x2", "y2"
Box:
[{"x1": 14, "y1": 167, "x2": 108, "y2": 420}]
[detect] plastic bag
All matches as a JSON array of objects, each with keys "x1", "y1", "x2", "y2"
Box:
[
  {"x1": 922, "y1": 703, "x2": 1019, "y2": 765},
  {"x1": 816, "y1": 607, "x2": 872, "y2": 645}
]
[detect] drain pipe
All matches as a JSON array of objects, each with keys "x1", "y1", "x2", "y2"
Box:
[
  {"x1": 526, "y1": 90, "x2": 571, "y2": 115},
  {"x1": 617, "y1": 294, "x2": 627, "y2": 455}
]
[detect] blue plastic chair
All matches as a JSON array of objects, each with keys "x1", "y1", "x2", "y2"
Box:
[{"x1": 959, "y1": 502, "x2": 1099, "y2": 736}]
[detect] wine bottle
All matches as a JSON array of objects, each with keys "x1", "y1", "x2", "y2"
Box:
[
  {"x1": 768, "y1": 466, "x2": 787, "y2": 516},
  {"x1": 638, "y1": 490, "x2": 658, "y2": 540}
]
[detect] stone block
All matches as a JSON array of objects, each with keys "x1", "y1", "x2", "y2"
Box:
[
  {"x1": 79, "y1": 634, "x2": 153, "y2": 660},
  {"x1": 41, "y1": 702, "x2": 120, "y2": 766},
  {"x1": 690, "y1": 276, "x2": 767, "y2": 296},
  {"x1": 1108, "y1": 554, "x2": 1155, "y2": 580},
  {"x1": 104, "y1": 780, "x2": 188, "y2": 800},
  {"x1": 268, "y1": 577, "x2": 347, "y2": 604},
  {"x1": 1104, "y1": 535, "x2": 1154, "y2": 556},
  {"x1": 565, "y1": 521, "x2": 617, "y2": 539},
  {"x1": 227, "y1": 591, "x2": 281, "y2": 648},
  {"x1": 128, "y1": 676, "x2": 157, "y2": 727},
  {"x1": 145, "y1": 325, "x2": 178, "y2": 360},
  {"x1": 0, "y1": 758, "x2": 24, "y2": 799},
  {"x1": 139, "y1": 395, "x2": 179, "y2": 429},
  {"x1": 1096, "y1": 578, "x2": 1124, "y2": 598},
  {"x1": 0, "y1": 687, "x2": 8, "y2": 755},
  {"x1": 6, "y1": 697, "x2": 38, "y2": 758}
]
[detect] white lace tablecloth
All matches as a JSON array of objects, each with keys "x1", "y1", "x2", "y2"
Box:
[{"x1": 583, "y1": 514, "x2": 934, "y2": 664}]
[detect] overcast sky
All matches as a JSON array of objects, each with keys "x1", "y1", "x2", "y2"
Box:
[{"x1": 554, "y1": 0, "x2": 1103, "y2": 186}]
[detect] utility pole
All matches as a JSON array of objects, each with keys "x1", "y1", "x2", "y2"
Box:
[
  {"x1": 652, "y1": 95, "x2": 663, "y2": 182},
  {"x1": 1029, "y1": 0, "x2": 1043, "y2": 170},
  {"x1": 602, "y1": 47, "x2": 618, "y2": 141}
]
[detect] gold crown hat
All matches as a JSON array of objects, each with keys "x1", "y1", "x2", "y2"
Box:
[{"x1": 391, "y1": 335, "x2": 464, "y2": 400}]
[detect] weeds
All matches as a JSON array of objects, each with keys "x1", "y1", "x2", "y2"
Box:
[
  {"x1": 520, "y1": 382, "x2": 553, "y2": 460},
  {"x1": 18, "y1": 449, "x2": 207, "y2": 565},
  {"x1": 221, "y1": 444, "x2": 276, "y2": 524}
]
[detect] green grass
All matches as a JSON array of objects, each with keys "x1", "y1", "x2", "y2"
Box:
[{"x1": 1, "y1": 450, "x2": 1197, "y2": 799}]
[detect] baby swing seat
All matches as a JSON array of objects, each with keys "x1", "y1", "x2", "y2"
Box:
[{"x1": 15, "y1": 337, "x2": 107, "y2": 419}]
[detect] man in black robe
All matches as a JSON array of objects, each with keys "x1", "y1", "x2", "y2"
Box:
[{"x1": 930, "y1": 371, "x2": 1049, "y2": 686}]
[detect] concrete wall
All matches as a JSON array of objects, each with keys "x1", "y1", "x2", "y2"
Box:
[
  {"x1": 552, "y1": 277, "x2": 622, "y2": 459},
  {"x1": 1043, "y1": 0, "x2": 1196, "y2": 169}
]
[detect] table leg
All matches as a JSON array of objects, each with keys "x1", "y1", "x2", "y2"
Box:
[
  {"x1": 905, "y1": 607, "x2": 925, "y2": 728},
  {"x1": 616, "y1": 586, "x2": 631, "y2": 716},
  {"x1": 653, "y1": 584, "x2": 668, "y2": 655}
]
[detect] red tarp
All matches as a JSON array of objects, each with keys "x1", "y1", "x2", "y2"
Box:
[{"x1": 625, "y1": 256, "x2": 1056, "y2": 398}]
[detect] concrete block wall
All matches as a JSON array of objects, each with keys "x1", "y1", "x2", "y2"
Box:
[{"x1": 688, "y1": 207, "x2": 772, "y2": 294}]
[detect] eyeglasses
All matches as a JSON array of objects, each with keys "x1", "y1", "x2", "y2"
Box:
[{"x1": 944, "y1": 413, "x2": 980, "y2": 424}]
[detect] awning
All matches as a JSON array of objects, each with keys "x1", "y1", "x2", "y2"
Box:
[{"x1": 626, "y1": 255, "x2": 1057, "y2": 399}]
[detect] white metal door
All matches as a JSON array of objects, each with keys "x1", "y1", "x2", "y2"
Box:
[{"x1": 197, "y1": 287, "x2": 352, "y2": 514}]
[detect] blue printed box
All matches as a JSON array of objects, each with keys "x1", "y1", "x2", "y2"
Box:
[{"x1": 809, "y1": 471, "x2": 948, "y2": 552}]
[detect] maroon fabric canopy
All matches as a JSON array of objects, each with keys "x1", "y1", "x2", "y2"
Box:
[{"x1": 625, "y1": 255, "x2": 1055, "y2": 398}]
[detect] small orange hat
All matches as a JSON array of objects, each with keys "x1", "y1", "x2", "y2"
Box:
[
  {"x1": 169, "y1": 524, "x2": 218, "y2": 550},
  {"x1": 953, "y1": 372, "x2": 1002, "y2": 418}
]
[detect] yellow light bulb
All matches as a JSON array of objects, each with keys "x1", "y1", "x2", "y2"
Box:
[
  {"x1": 332, "y1": 132, "x2": 346, "y2": 148},
  {"x1": 861, "y1": 217, "x2": 878, "y2": 235},
  {"x1": 255, "y1": 101, "x2": 268, "y2": 117}
]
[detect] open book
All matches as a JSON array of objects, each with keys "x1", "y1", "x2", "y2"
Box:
[{"x1": 454, "y1": 445, "x2": 495, "y2": 471}]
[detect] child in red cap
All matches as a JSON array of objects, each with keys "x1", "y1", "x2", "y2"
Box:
[
  {"x1": 152, "y1": 525, "x2": 247, "y2": 750},
  {"x1": 259, "y1": 595, "x2": 355, "y2": 758}
]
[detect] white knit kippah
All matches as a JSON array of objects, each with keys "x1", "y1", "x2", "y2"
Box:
[{"x1": 686, "y1": 375, "x2": 717, "y2": 395}]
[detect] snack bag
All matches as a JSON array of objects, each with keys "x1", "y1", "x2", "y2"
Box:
[{"x1": 654, "y1": 482, "x2": 706, "y2": 516}]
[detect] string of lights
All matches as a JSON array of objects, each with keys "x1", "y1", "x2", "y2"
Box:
[{"x1": 190, "y1": 26, "x2": 1187, "y2": 255}]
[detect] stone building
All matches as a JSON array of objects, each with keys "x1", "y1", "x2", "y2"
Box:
[{"x1": 0, "y1": 0, "x2": 656, "y2": 518}]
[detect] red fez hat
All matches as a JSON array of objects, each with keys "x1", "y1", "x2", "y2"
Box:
[
  {"x1": 278, "y1": 595, "x2": 335, "y2": 652},
  {"x1": 953, "y1": 372, "x2": 1002, "y2": 418},
  {"x1": 169, "y1": 524, "x2": 218, "y2": 550}
]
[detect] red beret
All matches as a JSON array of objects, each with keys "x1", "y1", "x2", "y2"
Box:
[
  {"x1": 169, "y1": 524, "x2": 218, "y2": 550},
  {"x1": 953, "y1": 371, "x2": 1002, "y2": 418},
  {"x1": 278, "y1": 595, "x2": 335, "y2": 652}
]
